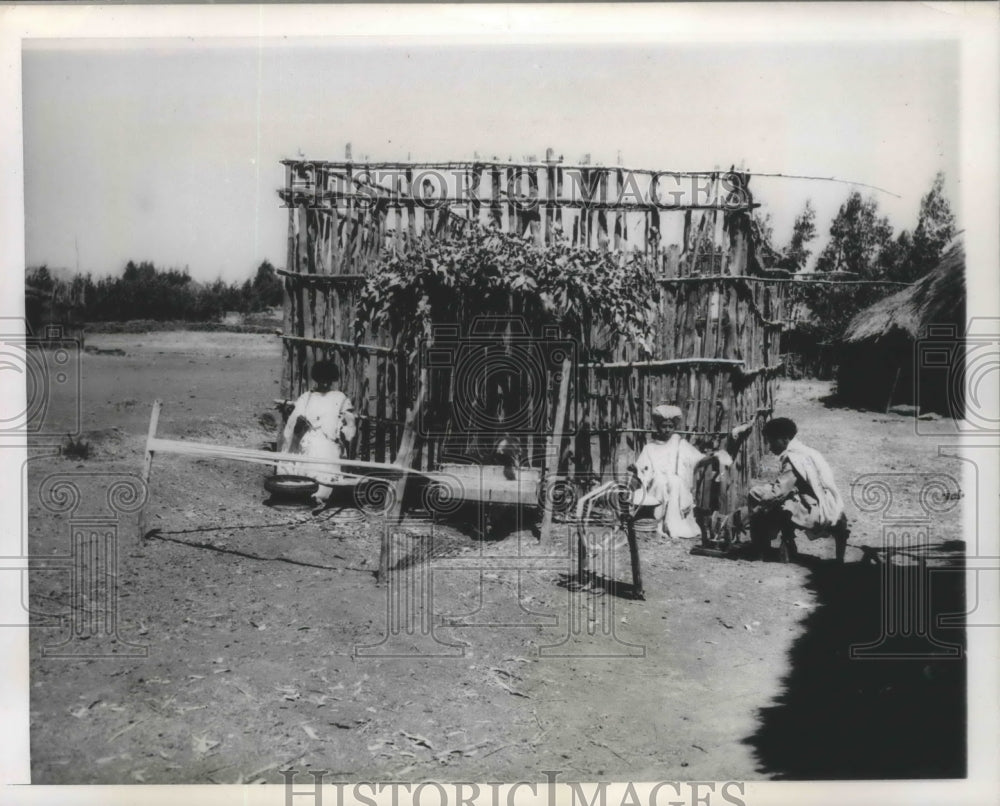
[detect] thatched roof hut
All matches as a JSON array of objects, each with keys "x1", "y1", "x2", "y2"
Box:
[
  {"x1": 837, "y1": 238, "x2": 965, "y2": 414},
  {"x1": 842, "y1": 239, "x2": 965, "y2": 344}
]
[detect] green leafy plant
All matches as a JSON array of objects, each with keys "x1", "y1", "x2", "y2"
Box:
[{"x1": 354, "y1": 223, "x2": 660, "y2": 358}]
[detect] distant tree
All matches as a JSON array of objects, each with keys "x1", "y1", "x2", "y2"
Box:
[
  {"x1": 122, "y1": 260, "x2": 157, "y2": 284},
  {"x1": 751, "y1": 210, "x2": 782, "y2": 268},
  {"x1": 814, "y1": 192, "x2": 893, "y2": 278},
  {"x1": 878, "y1": 229, "x2": 913, "y2": 280},
  {"x1": 799, "y1": 192, "x2": 896, "y2": 345},
  {"x1": 26, "y1": 265, "x2": 55, "y2": 293},
  {"x1": 778, "y1": 200, "x2": 817, "y2": 273},
  {"x1": 884, "y1": 172, "x2": 955, "y2": 283},
  {"x1": 242, "y1": 260, "x2": 284, "y2": 312}
]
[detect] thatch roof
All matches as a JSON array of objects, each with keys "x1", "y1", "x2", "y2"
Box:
[{"x1": 842, "y1": 237, "x2": 965, "y2": 344}]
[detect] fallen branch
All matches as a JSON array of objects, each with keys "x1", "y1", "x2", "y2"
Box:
[
  {"x1": 399, "y1": 731, "x2": 435, "y2": 752},
  {"x1": 590, "y1": 738, "x2": 629, "y2": 763},
  {"x1": 480, "y1": 743, "x2": 515, "y2": 759},
  {"x1": 108, "y1": 718, "x2": 148, "y2": 742}
]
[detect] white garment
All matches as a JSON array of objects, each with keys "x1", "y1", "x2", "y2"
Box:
[
  {"x1": 780, "y1": 437, "x2": 845, "y2": 528},
  {"x1": 278, "y1": 390, "x2": 356, "y2": 488},
  {"x1": 632, "y1": 434, "x2": 705, "y2": 539}
]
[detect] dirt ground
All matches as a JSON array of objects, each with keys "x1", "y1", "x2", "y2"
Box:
[{"x1": 27, "y1": 332, "x2": 966, "y2": 784}]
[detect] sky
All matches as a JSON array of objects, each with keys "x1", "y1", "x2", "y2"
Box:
[{"x1": 22, "y1": 37, "x2": 959, "y2": 283}]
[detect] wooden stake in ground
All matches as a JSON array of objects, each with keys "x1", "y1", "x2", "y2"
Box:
[
  {"x1": 381, "y1": 366, "x2": 427, "y2": 584},
  {"x1": 885, "y1": 365, "x2": 903, "y2": 413},
  {"x1": 624, "y1": 515, "x2": 644, "y2": 600},
  {"x1": 539, "y1": 355, "x2": 573, "y2": 543},
  {"x1": 138, "y1": 399, "x2": 162, "y2": 542}
]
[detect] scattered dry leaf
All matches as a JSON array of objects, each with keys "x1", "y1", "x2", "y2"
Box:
[{"x1": 192, "y1": 735, "x2": 220, "y2": 755}]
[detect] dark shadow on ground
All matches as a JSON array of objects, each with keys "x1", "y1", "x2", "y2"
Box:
[
  {"x1": 554, "y1": 572, "x2": 644, "y2": 601},
  {"x1": 744, "y1": 553, "x2": 967, "y2": 779},
  {"x1": 817, "y1": 391, "x2": 874, "y2": 411}
]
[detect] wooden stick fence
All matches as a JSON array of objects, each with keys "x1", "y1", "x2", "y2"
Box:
[{"x1": 276, "y1": 149, "x2": 847, "y2": 524}]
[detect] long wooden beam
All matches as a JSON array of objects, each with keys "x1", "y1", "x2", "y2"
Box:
[
  {"x1": 136, "y1": 400, "x2": 435, "y2": 542},
  {"x1": 146, "y1": 436, "x2": 432, "y2": 477}
]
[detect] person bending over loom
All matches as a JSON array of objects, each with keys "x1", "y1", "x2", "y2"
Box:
[
  {"x1": 629, "y1": 404, "x2": 752, "y2": 540},
  {"x1": 278, "y1": 359, "x2": 357, "y2": 506}
]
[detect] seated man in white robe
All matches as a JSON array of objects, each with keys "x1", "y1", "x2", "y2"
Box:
[
  {"x1": 735, "y1": 416, "x2": 849, "y2": 562},
  {"x1": 278, "y1": 359, "x2": 357, "y2": 507},
  {"x1": 630, "y1": 404, "x2": 749, "y2": 540}
]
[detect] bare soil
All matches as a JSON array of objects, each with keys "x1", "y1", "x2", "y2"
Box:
[{"x1": 28, "y1": 333, "x2": 966, "y2": 784}]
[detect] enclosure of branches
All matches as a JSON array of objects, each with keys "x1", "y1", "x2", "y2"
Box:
[{"x1": 277, "y1": 152, "x2": 790, "y2": 511}]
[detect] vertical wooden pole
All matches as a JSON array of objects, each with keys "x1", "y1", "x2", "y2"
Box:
[
  {"x1": 544, "y1": 157, "x2": 555, "y2": 245},
  {"x1": 280, "y1": 164, "x2": 296, "y2": 402},
  {"x1": 375, "y1": 353, "x2": 387, "y2": 463},
  {"x1": 380, "y1": 365, "x2": 428, "y2": 583},
  {"x1": 138, "y1": 399, "x2": 162, "y2": 541},
  {"x1": 625, "y1": 517, "x2": 644, "y2": 599},
  {"x1": 885, "y1": 365, "x2": 902, "y2": 413},
  {"x1": 540, "y1": 356, "x2": 573, "y2": 542}
]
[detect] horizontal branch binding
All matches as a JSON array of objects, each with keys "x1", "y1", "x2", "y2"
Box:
[
  {"x1": 282, "y1": 159, "x2": 741, "y2": 177},
  {"x1": 657, "y1": 275, "x2": 912, "y2": 287},
  {"x1": 276, "y1": 332, "x2": 397, "y2": 355},
  {"x1": 584, "y1": 358, "x2": 745, "y2": 370},
  {"x1": 276, "y1": 269, "x2": 366, "y2": 283}
]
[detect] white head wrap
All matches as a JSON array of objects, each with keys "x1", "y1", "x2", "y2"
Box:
[{"x1": 651, "y1": 404, "x2": 683, "y2": 421}]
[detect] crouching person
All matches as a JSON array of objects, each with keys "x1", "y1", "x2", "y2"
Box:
[{"x1": 740, "y1": 417, "x2": 849, "y2": 562}]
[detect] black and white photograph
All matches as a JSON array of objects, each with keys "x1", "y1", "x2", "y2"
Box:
[{"x1": 2, "y1": 4, "x2": 998, "y2": 805}]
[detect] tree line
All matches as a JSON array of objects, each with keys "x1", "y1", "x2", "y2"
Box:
[
  {"x1": 25, "y1": 260, "x2": 284, "y2": 324},
  {"x1": 758, "y1": 171, "x2": 956, "y2": 344}
]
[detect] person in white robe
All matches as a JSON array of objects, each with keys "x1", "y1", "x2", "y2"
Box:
[
  {"x1": 277, "y1": 360, "x2": 357, "y2": 505},
  {"x1": 738, "y1": 416, "x2": 848, "y2": 561},
  {"x1": 630, "y1": 404, "x2": 747, "y2": 539}
]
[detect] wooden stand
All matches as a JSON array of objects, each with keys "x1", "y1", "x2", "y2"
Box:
[{"x1": 138, "y1": 399, "x2": 162, "y2": 541}]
